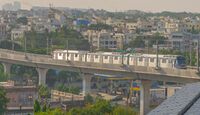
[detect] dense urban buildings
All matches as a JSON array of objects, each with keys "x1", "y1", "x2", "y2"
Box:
[{"x1": 0, "y1": 1, "x2": 200, "y2": 115}]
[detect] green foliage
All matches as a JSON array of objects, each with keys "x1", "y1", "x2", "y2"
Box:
[
  {"x1": 88, "y1": 23, "x2": 113, "y2": 30},
  {"x1": 38, "y1": 85, "x2": 50, "y2": 98},
  {"x1": 34, "y1": 100, "x2": 41, "y2": 112},
  {"x1": 67, "y1": 99, "x2": 138, "y2": 115},
  {"x1": 112, "y1": 106, "x2": 138, "y2": 115},
  {"x1": 92, "y1": 99, "x2": 113, "y2": 114},
  {"x1": 55, "y1": 83, "x2": 80, "y2": 95},
  {"x1": 188, "y1": 26, "x2": 200, "y2": 34},
  {"x1": 84, "y1": 94, "x2": 94, "y2": 104},
  {"x1": 148, "y1": 33, "x2": 166, "y2": 47},
  {"x1": 127, "y1": 37, "x2": 145, "y2": 48},
  {"x1": 35, "y1": 108, "x2": 64, "y2": 115},
  {"x1": 0, "y1": 63, "x2": 8, "y2": 82},
  {"x1": 35, "y1": 99, "x2": 139, "y2": 115},
  {"x1": 67, "y1": 108, "x2": 82, "y2": 115},
  {"x1": 16, "y1": 17, "x2": 28, "y2": 25},
  {"x1": 159, "y1": 49, "x2": 197, "y2": 66},
  {"x1": 0, "y1": 86, "x2": 9, "y2": 114},
  {"x1": 57, "y1": 71, "x2": 80, "y2": 82},
  {"x1": 42, "y1": 103, "x2": 48, "y2": 112},
  {"x1": 0, "y1": 67, "x2": 8, "y2": 82},
  {"x1": 0, "y1": 40, "x2": 22, "y2": 51},
  {"x1": 22, "y1": 27, "x2": 90, "y2": 55}
]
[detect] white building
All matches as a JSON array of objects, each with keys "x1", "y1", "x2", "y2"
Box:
[{"x1": 83, "y1": 30, "x2": 129, "y2": 50}]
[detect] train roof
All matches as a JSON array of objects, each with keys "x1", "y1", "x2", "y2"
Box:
[
  {"x1": 53, "y1": 50, "x2": 89, "y2": 53},
  {"x1": 53, "y1": 50, "x2": 184, "y2": 59}
]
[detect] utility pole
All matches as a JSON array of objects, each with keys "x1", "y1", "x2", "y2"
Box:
[
  {"x1": 156, "y1": 40, "x2": 159, "y2": 69},
  {"x1": 147, "y1": 40, "x2": 149, "y2": 54},
  {"x1": 197, "y1": 39, "x2": 199, "y2": 72},
  {"x1": 24, "y1": 35, "x2": 27, "y2": 54},
  {"x1": 190, "y1": 40, "x2": 192, "y2": 66},
  {"x1": 50, "y1": 38, "x2": 53, "y2": 55},
  {"x1": 12, "y1": 39, "x2": 14, "y2": 51},
  {"x1": 66, "y1": 39, "x2": 69, "y2": 61},
  {"x1": 47, "y1": 36, "x2": 49, "y2": 55}
]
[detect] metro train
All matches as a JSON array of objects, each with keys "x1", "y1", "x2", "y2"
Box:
[{"x1": 53, "y1": 50, "x2": 186, "y2": 69}]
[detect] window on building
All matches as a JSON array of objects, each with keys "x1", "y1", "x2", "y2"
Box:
[
  {"x1": 59, "y1": 53, "x2": 62, "y2": 56},
  {"x1": 114, "y1": 56, "x2": 118, "y2": 60},
  {"x1": 95, "y1": 55, "x2": 98, "y2": 58},
  {"x1": 75, "y1": 54, "x2": 78, "y2": 57},
  {"x1": 105, "y1": 41, "x2": 108, "y2": 45}
]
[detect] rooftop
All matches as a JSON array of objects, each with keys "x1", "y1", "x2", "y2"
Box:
[{"x1": 148, "y1": 82, "x2": 200, "y2": 115}]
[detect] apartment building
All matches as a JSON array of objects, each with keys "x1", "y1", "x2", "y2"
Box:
[
  {"x1": 179, "y1": 18, "x2": 200, "y2": 32},
  {"x1": 83, "y1": 30, "x2": 129, "y2": 50},
  {"x1": 168, "y1": 32, "x2": 200, "y2": 52}
]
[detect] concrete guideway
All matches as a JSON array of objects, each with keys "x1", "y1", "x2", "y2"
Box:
[
  {"x1": 0, "y1": 49, "x2": 199, "y2": 83},
  {"x1": 0, "y1": 49, "x2": 200, "y2": 115}
]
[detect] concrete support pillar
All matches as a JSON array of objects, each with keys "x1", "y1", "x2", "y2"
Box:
[
  {"x1": 2, "y1": 62, "x2": 12, "y2": 75},
  {"x1": 82, "y1": 73, "x2": 93, "y2": 96},
  {"x1": 140, "y1": 80, "x2": 151, "y2": 115},
  {"x1": 36, "y1": 68, "x2": 48, "y2": 85},
  {"x1": 110, "y1": 80, "x2": 113, "y2": 94}
]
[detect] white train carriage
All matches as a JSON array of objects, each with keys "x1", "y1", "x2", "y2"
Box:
[
  {"x1": 135, "y1": 54, "x2": 177, "y2": 68},
  {"x1": 86, "y1": 52, "x2": 123, "y2": 64},
  {"x1": 53, "y1": 50, "x2": 186, "y2": 69},
  {"x1": 53, "y1": 50, "x2": 88, "y2": 61}
]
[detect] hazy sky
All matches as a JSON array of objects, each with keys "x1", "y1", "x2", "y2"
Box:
[{"x1": 1, "y1": 0, "x2": 200, "y2": 13}]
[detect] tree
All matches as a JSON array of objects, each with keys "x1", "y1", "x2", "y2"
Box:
[
  {"x1": 42, "y1": 103, "x2": 48, "y2": 112},
  {"x1": 127, "y1": 37, "x2": 145, "y2": 48},
  {"x1": 148, "y1": 33, "x2": 166, "y2": 47},
  {"x1": 35, "y1": 108, "x2": 64, "y2": 115},
  {"x1": 92, "y1": 99, "x2": 113, "y2": 114},
  {"x1": 84, "y1": 94, "x2": 93, "y2": 104},
  {"x1": 17, "y1": 17, "x2": 28, "y2": 25},
  {"x1": 34, "y1": 100, "x2": 41, "y2": 112},
  {"x1": 38, "y1": 85, "x2": 50, "y2": 99},
  {"x1": 112, "y1": 106, "x2": 138, "y2": 115},
  {"x1": 0, "y1": 70, "x2": 8, "y2": 82},
  {"x1": 55, "y1": 83, "x2": 80, "y2": 95},
  {"x1": 0, "y1": 86, "x2": 9, "y2": 114}
]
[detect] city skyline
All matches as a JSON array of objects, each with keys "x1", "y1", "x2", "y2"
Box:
[{"x1": 0, "y1": 0, "x2": 200, "y2": 13}]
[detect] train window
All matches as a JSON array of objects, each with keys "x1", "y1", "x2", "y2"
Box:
[
  {"x1": 162, "y1": 59, "x2": 167, "y2": 63},
  {"x1": 139, "y1": 57, "x2": 143, "y2": 62},
  {"x1": 131, "y1": 57, "x2": 134, "y2": 61},
  {"x1": 150, "y1": 58, "x2": 154, "y2": 62},
  {"x1": 95, "y1": 55, "x2": 98, "y2": 58},
  {"x1": 114, "y1": 56, "x2": 118, "y2": 60},
  {"x1": 75, "y1": 54, "x2": 78, "y2": 57},
  {"x1": 104, "y1": 56, "x2": 108, "y2": 59}
]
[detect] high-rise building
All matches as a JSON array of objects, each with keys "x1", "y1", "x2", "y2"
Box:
[
  {"x1": 13, "y1": 1, "x2": 21, "y2": 11},
  {"x1": 2, "y1": 3, "x2": 13, "y2": 11},
  {"x1": 2, "y1": 1, "x2": 21, "y2": 11}
]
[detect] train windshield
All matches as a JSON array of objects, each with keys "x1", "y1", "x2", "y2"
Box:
[{"x1": 176, "y1": 56, "x2": 186, "y2": 65}]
